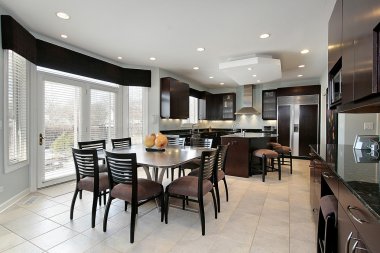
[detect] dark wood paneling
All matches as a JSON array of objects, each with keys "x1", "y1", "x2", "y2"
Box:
[
  {"x1": 1, "y1": 15, "x2": 36, "y2": 63},
  {"x1": 277, "y1": 105, "x2": 290, "y2": 146},
  {"x1": 221, "y1": 137, "x2": 250, "y2": 178},
  {"x1": 299, "y1": 105, "x2": 318, "y2": 157},
  {"x1": 276, "y1": 85, "x2": 320, "y2": 97}
]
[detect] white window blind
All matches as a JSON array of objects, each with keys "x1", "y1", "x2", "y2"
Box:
[
  {"x1": 43, "y1": 81, "x2": 80, "y2": 181},
  {"x1": 90, "y1": 89, "x2": 116, "y2": 145},
  {"x1": 128, "y1": 86, "x2": 143, "y2": 144},
  {"x1": 5, "y1": 50, "x2": 29, "y2": 171}
]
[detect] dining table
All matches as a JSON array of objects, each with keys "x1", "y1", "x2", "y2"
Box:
[{"x1": 99, "y1": 144, "x2": 212, "y2": 183}]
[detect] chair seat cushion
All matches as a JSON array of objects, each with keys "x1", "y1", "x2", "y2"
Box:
[
  {"x1": 167, "y1": 176, "x2": 213, "y2": 197},
  {"x1": 78, "y1": 172, "x2": 109, "y2": 192},
  {"x1": 99, "y1": 163, "x2": 108, "y2": 173},
  {"x1": 111, "y1": 179, "x2": 163, "y2": 203},
  {"x1": 275, "y1": 146, "x2": 291, "y2": 154},
  {"x1": 188, "y1": 169, "x2": 225, "y2": 182},
  {"x1": 253, "y1": 149, "x2": 278, "y2": 159},
  {"x1": 268, "y1": 142, "x2": 281, "y2": 149}
]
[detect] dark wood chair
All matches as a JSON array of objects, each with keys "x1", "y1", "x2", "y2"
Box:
[
  {"x1": 181, "y1": 138, "x2": 213, "y2": 175},
  {"x1": 189, "y1": 144, "x2": 230, "y2": 212},
  {"x1": 70, "y1": 148, "x2": 109, "y2": 228},
  {"x1": 167, "y1": 137, "x2": 186, "y2": 181},
  {"x1": 103, "y1": 151, "x2": 164, "y2": 243},
  {"x1": 111, "y1": 137, "x2": 132, "y2": 149},
  {"x1": 164, "y1": 150, "x2": 218, "y2": 235}
]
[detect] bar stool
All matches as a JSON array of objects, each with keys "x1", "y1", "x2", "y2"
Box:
[
  {"x1": 274, "y1": 145, "x2": 293, "y2": 174},
  {"x1": 317, "y1": 195, "x2": 338, "y2": 253},
  {"x1": 252, "y1": 149, "x2": 281, "y2": 182}
]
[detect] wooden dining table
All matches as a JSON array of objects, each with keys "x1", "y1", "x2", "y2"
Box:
[{"x1": 99, "y1": 144, "x2": 211, "y2": 183}]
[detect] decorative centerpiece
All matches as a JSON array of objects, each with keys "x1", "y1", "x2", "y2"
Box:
[{"x1": 144, "y1": 133, "x2": 168, "y2": 152}]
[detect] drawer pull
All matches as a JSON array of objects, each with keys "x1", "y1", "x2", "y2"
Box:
[
  {"x1": 347, "y1": 206, "x2": 368, "y2": 224},
  {"x1": 351, "y1": 240, "x2": 368, "y2": 252},
  {"x1": 346, "y1": 232, "x2": 360, "y2": 253},
  {"x1": 322, "y1": 171, "x2": 334, "y2": 179}
]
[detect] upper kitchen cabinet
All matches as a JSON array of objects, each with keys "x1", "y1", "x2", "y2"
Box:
[
  {"x1": 160, "y1": 77, "x2": 189, "y2": 119},
  {"x1": 337, "y1": 0, "x2": 380, "y2": 109},
  {"x1": 206, "y1": 93, "x2": 236, "y2": 120},
  {"x1": 262, "y1": 89, "x2": 277, "y2": 120},
  {"x1": 328, "y1": 0, "x2": 342, "y2": 73}
]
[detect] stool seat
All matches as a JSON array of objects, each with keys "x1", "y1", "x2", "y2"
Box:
[
  {"x1": 253, "y1": 149, "x2": 278, "y2": 159},
  {"x1": 268, "y1": 142, "x2": 282, "y2": 149},
  {"x1": 274, "y1": 146, "x2": 291, "y2": 154}
]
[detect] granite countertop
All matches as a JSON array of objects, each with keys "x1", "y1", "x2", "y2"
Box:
[
  {"x1": 221, "y1": 133, "x2": 277, "y2": 138},
  {"x1": 310, "y1": 144, "x2": 380, "y2": 219}
]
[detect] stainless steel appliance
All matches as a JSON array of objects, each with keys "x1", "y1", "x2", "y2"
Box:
[{"x1": 277, "y1": 95, "x2": 319, "y2": 156}]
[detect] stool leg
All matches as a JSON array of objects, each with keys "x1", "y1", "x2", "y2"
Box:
[
  {"x1": 277, "y1": 156, "x2": 281, "y2": 180},
  {"x1": 262, "y1": 156, "x2": 266, "y2": 182},
  {"x1": 290, "y1": 152, "x2": 293, "y2": 174}
]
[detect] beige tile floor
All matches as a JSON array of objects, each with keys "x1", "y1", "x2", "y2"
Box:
[{"x1": 0, "y1": 159, "x2": 316, "y2": 253}]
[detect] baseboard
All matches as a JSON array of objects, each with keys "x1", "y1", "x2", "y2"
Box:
[{"x1": 0, "y1": 188, "x2": 30, "y2": 213}]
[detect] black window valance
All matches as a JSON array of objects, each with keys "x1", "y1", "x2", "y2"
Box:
[{"x1": 1, "y1": 15, "x2": 151, "y2": 87}]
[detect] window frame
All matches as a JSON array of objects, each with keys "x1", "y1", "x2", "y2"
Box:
[{"x1": 3, "y1": 50, "x2": 30, "y2": 173}]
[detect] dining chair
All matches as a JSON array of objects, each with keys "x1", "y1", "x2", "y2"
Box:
[
  {"x1": 180, "y1": 138, "x2": 213, "y2": 175},
  {"x1": 167, "y1": 137, "x2": 186, "y2": 181},
  {"x1": 164, "y1": 150, "x2": 218, "y2": 235},
  {"x1": 189, "y1": 144, "x2": 230, "y2": 212},
  {"x1": 70, "y1": 148, "x2": 109, "y2": 228},
  {"x1": 103, "y1": 151, "x2": 164, "y2": 243},
  {"x1": 111, "y1": 137, "x2": 132, "y2": 149}
]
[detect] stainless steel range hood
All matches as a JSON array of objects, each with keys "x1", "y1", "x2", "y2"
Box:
[{"x1": 235, "y1": 85, "x2": 260, "y2": 115}]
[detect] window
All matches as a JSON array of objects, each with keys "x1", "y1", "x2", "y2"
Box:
[
  {"x1": 183, "y1": 96, "x2": 198, "y2": 124},
  {"x1": 90, "y1": 89, "x2": 116, "y2": 145},
  {"x1": 4, "y1": 50, "x2": 29, "y2": 172},
  {"x1": 128, "y1": 86, "x2": 144, "y2": 144}
]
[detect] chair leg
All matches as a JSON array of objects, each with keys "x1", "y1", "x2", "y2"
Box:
[
  {"x1": 290, "y1": 152, "x2": 293, "y2": 174},
  {"x1": 103, "y1": 191, "x2": 106, "y2": 205},
  {"x1": 214, "y1": 182, "x2": 221, "y2": 213},
  {"x1": 165, "y1": 191, "x2": 169, "y2": 224},
  {"x1": 92, "y1": 192, "x2": 98, "y2": 228},
  {"x1": 125, "y1": 201, "x2": 128, "y2": 211},
  {"x1": 198, "y1": 195, "x2": 205, "y2": 236},
  {"x1": 262, "y1": 157, "x2": 266, "y2": 182},
  {"x1": 103, "y1": 196, "x2": 113, "y2": 232},
  {"x1": 79, "y1": 190, "x2": 82, "y2": 199},
  {"x1": 171, "y1": 168, "x2": 175, "y2": 181},
  {"x1": 130, "y1": 204, "x2": 137, "y2": 243},
  {"x1": 98, "y1": 194, "x2": 102, "y2": 206},
  {"x1": 211, "y1": 189, "x2": 217, "y2": 219},
  {"x1": 70, "y1": 188, "x2": 79, "y2": 220},
  {"x1": 223, "y1": 177, "x2": 229, "y2": 202},
  {"x1": 277, "y1": 156, "x2": 282, "y2": 180},
  {"x1": 182, "y1": 197, "x2": 186, "y2": 210},
  {"x1": 160, "y1": 191, "x2": 165, "y2": 222}
]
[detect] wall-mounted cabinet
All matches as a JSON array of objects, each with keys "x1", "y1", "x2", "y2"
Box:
[
  {"x1": 262, "y1": 89, "x2": 277, "y2": 120},
  {"x1": 160, "y1": 77, "x2": 189, "y2": 119},
  {"x1": 206, "y1": 93, "x2": 236, "y2": 120}
]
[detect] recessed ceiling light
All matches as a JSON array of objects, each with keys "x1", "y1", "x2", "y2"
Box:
[
  {"x1": 149, "y1": 57, "x2": 156, "y2": 61},
  {"x1": 209, "y1": 76, "x2": 214, "y2": 79},
  {"x1": 193, "y1": 67, "x2": 199, "y2": 70},
  {"x1": 252, "y1": 74, "x2": 257, "y2": 77},
  {"x1": 298, "y1": 74, "x2": 303, "y2": 77},
  {"x1": 60, "y1": 34, "x2": 68, "y2": 39},
  {"x1": 298, "y1": 64, "x2": 305, "y2": 68},
  {"x1": 257, "y1": 80, "x2": 261, "y2": 83},
  {"x1": 56, "y1": 12, "x2": 70, "y2": 20},
  {"x1": 220, "y1": 82, "x2": 224, "y2": 85},
  {"x1": 248, "y1": 67, "x2": 252, "y2": 71},
  {"x1": 259, "y1": 33, "x2": 270, "y2": 39},
  {"x1": 300, "y1": 49, "x2": 310, "y2": 54},
  {"x1": 197, "y1": 47, "x2": 205, "y2": 52},
  {"x1": 117, "y1": 56, "x2": 122, "y2": 60}
]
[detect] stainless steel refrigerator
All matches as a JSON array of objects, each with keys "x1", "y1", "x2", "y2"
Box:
[{"x1": 277, "y1": 95, "x2": 319, "y2": 157}]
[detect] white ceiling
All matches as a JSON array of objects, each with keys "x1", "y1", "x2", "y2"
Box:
[{"x1": 0, "y1": 0, "x2": 335, "y2": 88}]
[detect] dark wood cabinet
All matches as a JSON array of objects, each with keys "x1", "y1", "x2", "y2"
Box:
[
  {"x1": 206, "y1": 93, "x2": 236, "y2": 120},
  {"x1": 160, "y1": 77, "x2": 189, "y2": 119},
  {"x1": 328, "y1": 0, "x2": 343, "y2": 73},
  {"x1": 221, "y1": 137, "x2": 250, "y2": 178},
  {"x1": 262, "y1": 89, "x2": 277, "y2": 120}
]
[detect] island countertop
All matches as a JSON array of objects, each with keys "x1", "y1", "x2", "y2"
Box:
[{"x1": 221, "y1": 133, "x2": 278, "y2": 138}]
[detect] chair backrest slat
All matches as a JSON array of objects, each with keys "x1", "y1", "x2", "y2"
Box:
[
  {"x1": 111, "y1": 137, "x2": 132, "y2": 149},
  {"x1": 190, "y1": 138, "x2": 213, "y2": 148},
  {"x1": 105, "y1": 151, "x2": 136, "y2": 185},
  {"x1": 167, "y1": 137, "x2": 185, "y2": 147},
  {"x1": 72, "y1": 148, "x2": 99, "y2": 178},
  {"x1": 216, "y1": 144, "x2": 229, "y2": 172},
  {"x1": 78, "y1": 140, "x2": 106, "y2": 151},
  {"x1": 199, "y1": 150, "x2": 217, "y2": 183}
]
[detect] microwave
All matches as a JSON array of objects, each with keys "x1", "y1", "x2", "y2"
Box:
[{"x1": 330, "y1": 69, "x2": 342, "y2": 105}]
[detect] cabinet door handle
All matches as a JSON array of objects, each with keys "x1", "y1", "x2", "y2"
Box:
[
  {"x1": 346, "y1": 232, "x2": 353, "y2": 253},
  {"x1": 322, "y1": 171, "x2": 333, "y2": 179},
  {"x1": 347, "y1": 206, "x2": 368, "y2": 224},
  {"x1": 351, "y1": 240, "x2": 368, "y2": 252}
]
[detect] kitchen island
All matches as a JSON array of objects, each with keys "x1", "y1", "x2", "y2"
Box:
[{"x1": 221, "y1": 133, "x2": 277, "y2": 177}]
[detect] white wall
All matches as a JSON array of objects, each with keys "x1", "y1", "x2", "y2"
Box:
[{"x1": 338, "y1": 114, "x2": 379, "y2": 145}]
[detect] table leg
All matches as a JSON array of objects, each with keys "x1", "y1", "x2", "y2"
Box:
[
  {"x1": 158, "y1": 167, "x2": 168, "y2": 184},
  {"x1": 142, "y1": 165, "x2": 152, "y2": 181}
]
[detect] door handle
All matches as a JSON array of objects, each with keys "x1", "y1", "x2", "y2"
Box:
[{"x1": 39, "y1": 133, "x2": 45, "y2": 145}]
